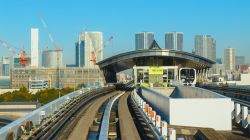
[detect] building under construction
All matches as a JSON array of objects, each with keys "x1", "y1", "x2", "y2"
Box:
[
  {"x1": 10, "y1": 67, "x2": 105, "y2": 89},
  {"x1": 42, "y1": 49, "x2": 63, "y2": 68}
]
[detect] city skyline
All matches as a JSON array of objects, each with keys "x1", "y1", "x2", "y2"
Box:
[{"x1": 0, "y1": 0, "x2": 250, "y2": 64}]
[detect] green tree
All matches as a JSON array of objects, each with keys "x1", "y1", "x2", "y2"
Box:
[
  {"x1": 76, "y1": 83, "x2": 86, "y2": 90},
  {"x1": 0, "y1": 87, "x2": 74, "y2": 105}
]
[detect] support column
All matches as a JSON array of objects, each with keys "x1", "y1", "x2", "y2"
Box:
[
  {"x1": 206, "y1": 68, "x2": 209, "y2": 80},
  {"x1": 242, "y1": 106, "x2": 248, "y2": 128},
  {"x1": 202, "y1": 69, "x2": 205, "y2": 82},
  {"x1": 197, "y1": 69, "x2": 201, "y2": 82},
  {"x1": 235, "y1": 103, "x2": 241, "y2": 123},
  {"x1": 231, "y1": 101, "x2": 235, "y2": 119}
]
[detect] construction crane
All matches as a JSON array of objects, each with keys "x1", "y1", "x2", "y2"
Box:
[
  {"x1": 0, "y1": 40, "x2": 20, "y2": 57},
  {"x1": 19, "y1": 50, "x2": 29, "y2": 66},
  {"x1": 90, "y1": 36, "x2": 113, "y2": 65},
  {"x1": 0, "y1": 39, "x2": 29, "y2": 66},
  {"x1": 40, "y1": 16, "x2": 61, "y2": 88}
]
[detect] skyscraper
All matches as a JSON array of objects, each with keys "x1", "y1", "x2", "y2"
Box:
[
  {"x1": 224, "y1": 48, "x2": 235, "y2": 71},
  {"x1": 194, "y1": 35, "x2": 216, "y2": 62},
  {"x1": 75, "y1": 33, "x2": 85, "y2": 67},
  {"x1": 165, "y1": 32, "x2": 183, "y2": 51},
  {"x1": 75, "y1": 32, "x2": 103, "y2": 68},
  {"x1": 135, "y1": 32, "x2": 154, "y2": 50},
  {"x1": 31, "y1": 28, "x2": 39, "y2": 67}
]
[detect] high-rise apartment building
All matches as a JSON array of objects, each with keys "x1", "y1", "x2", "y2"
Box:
[
  {"x1": 194, "y1": 35, "x2": 216, "y2": 62},
  {"x1": 165, "y1": 32, "x2": 183, "y2": 51},
  {"x1": 75, "y1": 32, "x2": 103, "y2": 68},
  {"x1": 135, "y1": 32, "x2": 154, "y2": 50},
  {"x1": 31, "y1": 28, "x2": 39, "y2": 67},
  {"x1": 224, "y1": 48, "x2": 235, "y2": 71}
]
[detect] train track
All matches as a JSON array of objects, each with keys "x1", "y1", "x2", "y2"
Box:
[
  {"x1": 67, "y1": 91, "x2": 120, "y2": 140},
  {"x1": 202, "y1": 86, "x2": 250, "y2": 97},
  {"x1": 84, "y1": 89, "x2": 143, "y2": 140},
  {"x1": 57, "y1": 89, "x2": 142, "y2": 140},
  {"x1": 118, "y1": 91, "x2": 141, "y2": 140},
  {"x1": 26, "y1": 87, "x2": 115, "y2": 140},
  {"x1": 95, "y1": 88, "x2": 157, "y2": 140},
  {"x1": 201, "y1": 86, "x2": 250, "y2": 105},
  {"x1": 27, "y1": 83, "x2": 158, "y2": 140}
]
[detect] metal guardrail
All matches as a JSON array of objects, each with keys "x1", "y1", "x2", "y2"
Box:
[
  {"x1": 0, "y1": 86, "x2": 102, "y2": 140},
  {"x1": 98, "y1": 92, "x2": 124, "y2": 140}
]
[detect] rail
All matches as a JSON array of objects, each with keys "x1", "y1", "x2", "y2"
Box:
[
  {"x1": 118, "y1": 91, "x2": 140, "y2": 140},
  {"x1": 31, "y1": 87, "x2": 115, "y2": 140},
  {"x1": 98, "y1": 92, "x2": 124, "y2": 140}
]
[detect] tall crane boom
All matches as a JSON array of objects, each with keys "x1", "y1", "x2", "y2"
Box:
[
  {"x1": 90, "y1": 36, "x2": 113, "y2": 65},
  {"x1": 0, "y1": 40, "x2": 20, "y2": 57},
  {"x1": 40, "y1": 16, "x2": 61, "y2": 88},
  {"x1": 0, "y1": 39, "x2": 29, "y2": 66},
  {"x1": 39, "y1": 16, "x2": 58, "y2": 49},
  {"x1": 98, "y1": 36, "x2": 113, "y2": 53}
]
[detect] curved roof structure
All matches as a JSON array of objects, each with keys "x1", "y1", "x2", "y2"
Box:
[
  {"x1": 97, "y1": 48, "x2": 215, "y2": 82},
  {"x1": 98, "y1": 49, "x2": 214, "y2": 70}
]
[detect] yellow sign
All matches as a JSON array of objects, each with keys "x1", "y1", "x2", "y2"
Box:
[{"x1": 149, "y1": 67, "x2": 163, "y2": 75}]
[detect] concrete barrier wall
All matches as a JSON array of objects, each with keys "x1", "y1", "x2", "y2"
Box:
[
  {"x1": 140, "y1": 86, "x2": 232, "y2": 130},
  {"x1": 171, "y1": 86, "x2": 225, "y2": 98},
  {"x1": 170, "y1": 98, "x2": 232, "y2": 130},
  {"x1": 148, "y1": 87, "x2": 175, "y2": 97},
  {"x1": 140, "y1": 87, "x2": 170, "y2": 122}
]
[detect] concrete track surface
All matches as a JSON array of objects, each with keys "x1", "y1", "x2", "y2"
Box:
[
  {"x1": 118, "y1": 91, "x2": 140, "y2": 140},
  {"x1": 67, "y1": 91, "x2": 120, "y2": 140}
]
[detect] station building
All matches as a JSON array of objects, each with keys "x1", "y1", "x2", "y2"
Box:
[{"x1": 98, "y1": 40, "x2": 215, "y2": 85}]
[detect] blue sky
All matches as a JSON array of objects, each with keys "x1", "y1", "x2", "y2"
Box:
[{"x1": 0, "y1": 0, "x2": 250, "y2": 64}]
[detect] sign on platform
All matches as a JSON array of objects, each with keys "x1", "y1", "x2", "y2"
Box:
[{"x1": 149, "y1": 67, "x2": 163, "y2": 75}]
